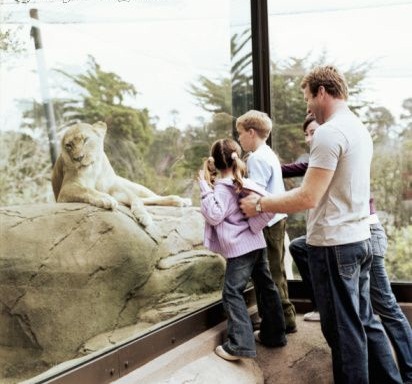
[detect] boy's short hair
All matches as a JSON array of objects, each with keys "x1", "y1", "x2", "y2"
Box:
[{"x1": 236, "y1": 110, "x2": 272, "y2": 139}]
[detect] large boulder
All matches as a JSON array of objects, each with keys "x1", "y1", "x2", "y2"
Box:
[{"x1": 0, "y1": 203, "x2": 224, "y2": 381}]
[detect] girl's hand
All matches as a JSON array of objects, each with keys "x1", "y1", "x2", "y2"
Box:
[{"x1": 198, "y1": 169, "x2": 205, "y2": 181}]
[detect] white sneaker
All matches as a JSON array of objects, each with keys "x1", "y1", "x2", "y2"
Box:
[
  {"x1": 303, "y1": 311, "x2": 321, "y2": 322},
  {"x1": 254, "y1": 330, "x2": 261, "y2": 343},
  {"x1": 215, "y1": 345, "x2": 240, "y2": 361}
]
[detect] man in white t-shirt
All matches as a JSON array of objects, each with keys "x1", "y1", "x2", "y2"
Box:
[{"x1": 240, "y1": 66, "x2": 402, "y2": 383}]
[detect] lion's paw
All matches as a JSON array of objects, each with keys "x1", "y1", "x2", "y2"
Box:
[
  {"x1": 169, "y1": 196, "x2": 192, "y2": 207},
  {"x1": 180, "y1": 198, "x2": 192, "y2": 207},
  {"x1": 92, "y1": 196, "x2": 118, "y2": 210},
  {"x1": 132, "y1": 208, "x2": 153, "y2": 227}
]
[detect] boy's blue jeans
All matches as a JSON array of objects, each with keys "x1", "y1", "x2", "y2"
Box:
[
  {"x1": 308, "y1": 239, "x2": 402, "y2": 384},
  {"x1": 222, "y1": 248, "x2": 286, "y2": 357}
]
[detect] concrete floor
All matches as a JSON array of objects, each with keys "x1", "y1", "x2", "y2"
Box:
[
  {"x1": 113, "y1": 314, "x2": 333, "y2": 384},
  {"x1": 256, "y1": 316, "x2": 333, "y2": 384}
]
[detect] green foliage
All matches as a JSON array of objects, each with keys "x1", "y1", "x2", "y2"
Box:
[
  {"x1": 146, "y1": 127, "x2": 184, "y2": 175},
  {"x1": 142, "y1": 125, "x2": 191, "y2": 193},
  {"x1": 271, "y1": 58, "x2": 308, "y2": 126},
  {"x1": 385, "y1": 225, "x2": 412, "y2": 281},
  {"x1": 372, "y1": 137, "x2": 411, "y2": 228},
  {"x1": 189, "y1": 30, "x2": 253, "y2": 118},
  {"x1": 365, "y1": 106, "x2": 395, "y2": 143},
  {"x1": 0, "y1": 132, "x2": 52, "y2": 205},
  {"x1": 400, "y1": 97, "x2": 412, "y2": 133},
  {"x1": 19, "y1": 98, "x2": 71, "y2": 137},
  {"x1": 0, "y1": 15, "x2": 26, "y2": 62},
  {"x1": 189, "y1": 76, "x2": 233, "y2": 114},
  {"x1": 182, "y1": 114, "x2": 235, "y2": 175}
]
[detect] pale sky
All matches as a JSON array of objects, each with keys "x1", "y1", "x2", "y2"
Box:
[
  {"x1": 267, "y1": 1, "x2": 412, "y2": 119},
  {"x1": 1, "y1": 0, "x2": 411, "y2": 133}
]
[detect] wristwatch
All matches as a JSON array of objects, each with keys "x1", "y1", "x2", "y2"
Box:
[{"x1": 256, "y1": 197, "x2": 263, "y2": 213}]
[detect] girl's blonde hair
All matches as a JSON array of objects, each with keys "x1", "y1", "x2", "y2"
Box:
[{"x1": 203, "y1": 138, "x2": 246, "y2": 193}]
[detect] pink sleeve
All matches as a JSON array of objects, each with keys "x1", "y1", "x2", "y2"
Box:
[
  {"x1": 199, "y1": 181, "x2": 231, "y2": 226},
  {"x1": 248, "y1": 211, "x2": 275, "y2": 234}
]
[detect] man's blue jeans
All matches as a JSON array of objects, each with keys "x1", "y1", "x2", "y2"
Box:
[
  {"x1": 308, "y1": 240, "x2": 402, "y2": 384},
  {"x1": 291, "y1": 224, "x2": 412, "y2": 382},
  {"x1": 222, "y1": 248, "x2": 286, "y2": 357},
  {"x1": 369, "y1": 223, "x2": 412, "y2": 383}
]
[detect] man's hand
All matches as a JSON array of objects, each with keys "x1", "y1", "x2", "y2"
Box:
[{"x1": 240, "y1": 192, "x2": 260, "y2": 217}]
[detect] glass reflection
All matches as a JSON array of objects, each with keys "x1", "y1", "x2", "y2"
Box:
[{"x1": 0, "y1": 0, "x2": 253, "y2": 381}]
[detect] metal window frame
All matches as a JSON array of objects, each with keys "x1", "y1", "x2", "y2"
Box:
[
  {"x1": 251, "y1": 0, "x2": 271, "y2": 116},
  {"x1": 250, "y1": 0, "x2": 273, "y2": 146}
]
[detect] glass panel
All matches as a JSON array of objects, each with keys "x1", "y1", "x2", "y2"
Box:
[
  {"x1": 0, "y1": 0, "x2": 252, "y2": 381},
  {"x1": 268, "y1": 1, "x2": 412, "y2": 282}
]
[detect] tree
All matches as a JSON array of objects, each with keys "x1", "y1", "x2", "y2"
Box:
[
  {"x1": 400, "y1": 97, "x2": 412, "y2": 132},
  {"x1": 365, "y1": 106, "x2": 395, "y2": 143},
  {"x1": 370, "y1": 97, "x2": 412, "y2": 229},
  {"x1": 0, "y1": 132, "x2": 52, "y2": 205},
  {"x1": 189, "y1": 76, "x2": 233, "y2": 115},
  {"x1": 19, "y1": 98, "x2": 70, "y2": 137},
  {"x1": 182, "y1": 112, "x2": 235, "y2": 175},
  {"x1": 0, "y1": 15, "x2": 26, "y2": 63},
  {"x1": 189, "y1": 30, "x2": 253, "y2": 118}
]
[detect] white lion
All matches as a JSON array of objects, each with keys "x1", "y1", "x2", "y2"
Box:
[{"x1": 52, "y1": 121, "x2": 192, "y2": 227}]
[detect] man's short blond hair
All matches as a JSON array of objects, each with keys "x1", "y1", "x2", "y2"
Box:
[
  {"x1": 236, "y1": 110, "x2": 272, "y2": 139},
  {"x1": 300, "y1": 65, "x2": 348, "y2": 100}
]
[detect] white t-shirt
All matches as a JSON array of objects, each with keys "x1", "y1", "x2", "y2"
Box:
[
  {"x1": 247, "y1": 144, "x2": 287, "y2": 227},
  {"x1": 307, "y1": 108, "x2": 372, "y2": 246}
]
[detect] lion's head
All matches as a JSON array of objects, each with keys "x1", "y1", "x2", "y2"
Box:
[{"x1": 61, "y1": 122, "x2": 107, "y2": 169}]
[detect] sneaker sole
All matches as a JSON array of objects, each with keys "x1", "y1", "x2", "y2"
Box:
[
  {"x1": 303, "y1": 317, "x2": 321, "y2": 322},
  {"x1": 215, "y1": 346, "x2": 240, "y2": 361}
]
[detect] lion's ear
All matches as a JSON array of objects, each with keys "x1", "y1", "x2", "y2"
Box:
[{"x1": 92, "y1": 121, "x2": 107, "y2": 136}]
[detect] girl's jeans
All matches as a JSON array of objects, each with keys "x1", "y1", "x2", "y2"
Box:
[{"x1": 222, "y1": 248, "x2": 286, "y2": 357}]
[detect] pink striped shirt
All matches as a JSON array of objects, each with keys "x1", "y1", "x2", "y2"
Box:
[{"x1": 199, "y1": 178, "x2": 275, "y2": 259}]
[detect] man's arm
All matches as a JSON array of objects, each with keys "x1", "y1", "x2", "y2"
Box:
[{"x1": 240, "y1": 167, "x2": 334, "y2": 216}]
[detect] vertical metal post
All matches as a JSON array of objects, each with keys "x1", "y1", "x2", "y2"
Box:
[
  {"x1": 250, "y1": 0, "x2": 272, "y2": 145},
  {"x1": 30, "y1": 8, "x2": 58, "y2": 166}
]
